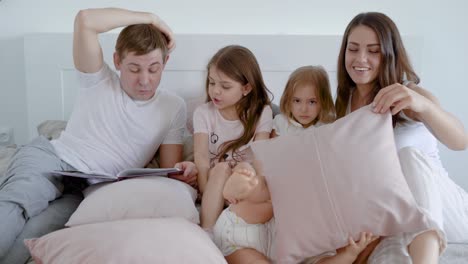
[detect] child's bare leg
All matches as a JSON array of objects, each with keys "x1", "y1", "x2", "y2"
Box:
[
  {"x1": 226, "y1": 248, "x2": 270, "y2": 264},
  {"x1": 408, "y1": 230, "x2": 440, "y2": 264},
  {"x1": 230, "y1": 200, "x2": 273, "y2": 224},
  {"x1": 200, "y1": 162, "x2": 231, "y2": 229},
  {"x1": 223, "y1": 162, "x2": 259, "y2": 203}
]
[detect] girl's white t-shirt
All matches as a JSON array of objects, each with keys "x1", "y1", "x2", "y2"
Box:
[{"x1": 193, "y1": 102, "x2": 272, "y2": 166}]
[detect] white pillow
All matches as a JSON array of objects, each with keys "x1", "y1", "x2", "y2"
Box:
[
  {"x1": 66, "y1": 176, "x2": 199, "y2": 226},
  {"x1": 26, "y1": 218, "x2": 227, "y2": 264}
]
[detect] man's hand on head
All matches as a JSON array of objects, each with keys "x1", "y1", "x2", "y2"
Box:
[{"x1": 150, "y1": 13, "x2": 176, "y2": 52}]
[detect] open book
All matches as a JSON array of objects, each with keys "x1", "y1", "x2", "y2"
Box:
[{"x1": 51, "y1": 167, "x2": 183, "y2": 182}]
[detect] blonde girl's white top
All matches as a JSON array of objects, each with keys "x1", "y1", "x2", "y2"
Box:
[{"x1": 272, "y1": 113, "x2": 323, "y2": 136}]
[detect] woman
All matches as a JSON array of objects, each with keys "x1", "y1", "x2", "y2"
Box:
[{"x1": 335, "y1": 12, "x2": 468, "y2": 264}]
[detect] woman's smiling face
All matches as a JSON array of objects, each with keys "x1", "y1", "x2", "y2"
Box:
[{"x1": 345, "y1": 25, "x2": 382, "y2": 91}]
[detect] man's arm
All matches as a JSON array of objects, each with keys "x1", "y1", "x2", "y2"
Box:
[
  {"x1": 73, "y1": 8, "x2": 175, "y2": 73},
  {"x1": 159, "y1": 144, "x2": 183, "y2": 168},
  {"x1": 160, "y1": 144, "x2": 198, "y2": 187}
]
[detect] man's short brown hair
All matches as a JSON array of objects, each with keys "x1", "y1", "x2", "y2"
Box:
[{"x1": 115, "y1": 24, "x2": 169, "y2": 61}]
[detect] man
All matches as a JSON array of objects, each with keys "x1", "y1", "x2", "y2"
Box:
[{"x1": 0, "y1": 8, "x2": 197, "y2": 259}]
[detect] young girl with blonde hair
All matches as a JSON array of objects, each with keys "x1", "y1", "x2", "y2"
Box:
[{"x1": 272, "y1": 65, "x2": 335, "y2": 137}]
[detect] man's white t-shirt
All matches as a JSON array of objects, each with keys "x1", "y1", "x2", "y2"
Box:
[{"x1": 51, "y1": 63, "x2": 186, "y2": 176}]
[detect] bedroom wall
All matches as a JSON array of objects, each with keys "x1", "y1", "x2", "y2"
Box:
[{"x1": 0, "y1": 0, "x2": 467, "y2": 190}]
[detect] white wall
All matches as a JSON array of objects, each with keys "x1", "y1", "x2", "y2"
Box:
[{"x1": 0, "y1": 0, "x2": 467, "y2": 189}]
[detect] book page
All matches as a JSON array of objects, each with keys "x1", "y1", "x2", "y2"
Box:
[
  {"x1": 51, "y1": 168, "x2": 183, "y2": 181},
  {"x1": 116, "y1": 168, "x2": 183, "y2": 179},
  {"x1": 50, "y1": 170, "x2": 115, "y2": 180}
]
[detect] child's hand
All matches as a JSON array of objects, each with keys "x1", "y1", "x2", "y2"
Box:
[{"x1": 342, "y1": 232, "x2": 379, "y2": 260}]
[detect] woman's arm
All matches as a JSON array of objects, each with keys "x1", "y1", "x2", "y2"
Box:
[
  {"x1": 158, "y1": 144, "x2": 183, "y2": 168},
  {"x1": 372, "y1": 83, "x2": 468, "y2": 150}
]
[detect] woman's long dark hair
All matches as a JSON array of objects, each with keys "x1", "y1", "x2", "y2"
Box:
[{"x1": 335, "y1": 12, "x2": 419, "y2": 126}]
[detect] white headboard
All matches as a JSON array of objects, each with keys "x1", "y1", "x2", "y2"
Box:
[{"x1": 23, "y1": 33, "x2": 422, "y2": 139}]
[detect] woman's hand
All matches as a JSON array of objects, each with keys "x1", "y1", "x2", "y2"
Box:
[
  {"x1": 372, "y1": 82, "x2": 467, "y2": 150},
  {"x1": 372, "y1": 83, "x2": 431, "y2": 116}
]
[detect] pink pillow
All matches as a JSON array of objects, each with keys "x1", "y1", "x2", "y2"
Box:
[
  {"x1": 251, "y1": 105, "x2": 438, "y2": 263},
  {"x1": 66, "y1": 177, "x2": 199, "y2": 226},
  {"x1": 25, "y1": 218, "x2": 227, "y2": 264}
]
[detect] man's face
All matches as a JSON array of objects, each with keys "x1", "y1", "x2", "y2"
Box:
[{"x1": 114, "y1": 49, "x2": 167, "y2": 101}]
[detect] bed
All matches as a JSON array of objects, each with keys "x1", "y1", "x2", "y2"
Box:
[{"x1": 0, "y1": 33, "x2": 466, "y2": 263}]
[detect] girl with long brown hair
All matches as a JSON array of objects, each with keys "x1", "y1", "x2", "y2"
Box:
[{"x1": 193, "y1": 45, "x2": 274, "y2": 263}]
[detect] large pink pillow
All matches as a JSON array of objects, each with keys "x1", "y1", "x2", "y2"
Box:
[
  {"x1": 251, "y1": 105, "x2": 438, "y2": 263},
  {"x1": 25, "y1": 218, "x2": 227, "y2": 264}
]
